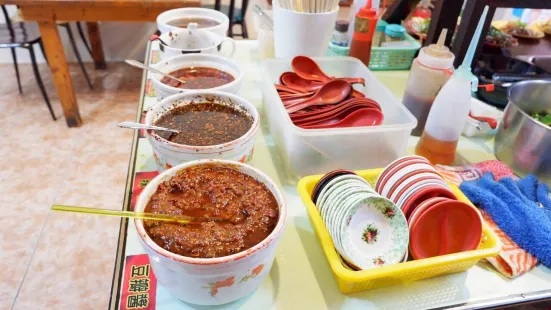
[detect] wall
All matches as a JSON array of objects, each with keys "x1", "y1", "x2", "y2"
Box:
[{"x1": 0, "y1": 5, "x2": 157, "y2": 64}]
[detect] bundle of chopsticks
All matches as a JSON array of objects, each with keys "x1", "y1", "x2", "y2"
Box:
[{"x1": 278, "y1": 0, "x2": 339, "y2": 13}]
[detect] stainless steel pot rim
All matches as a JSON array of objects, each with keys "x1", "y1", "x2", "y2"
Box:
[{"x1": 507, "y1": 80, "x2": 551, "y2": 131}]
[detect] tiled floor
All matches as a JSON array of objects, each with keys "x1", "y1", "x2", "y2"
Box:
[{"x1": 0, "y1": 62, "x2": 141, "y2": 309}]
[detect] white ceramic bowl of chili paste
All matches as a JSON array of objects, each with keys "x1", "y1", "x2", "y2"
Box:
[
  {"x1": 151, "y1": 53, "x2": 243, "y2": 100},
  {"x1": 156, "y1": 8, "x2": 230, "y2": 37},
  {"x1": 134, "y1": 159, "x2": 287, "y2": 305},
  {"x1": 146, "y1": 90, "x2": 259, "y2": 171}
]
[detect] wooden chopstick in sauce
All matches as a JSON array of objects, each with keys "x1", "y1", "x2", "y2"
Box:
[{"x1": 50, "y1": 205, "x2": 227, "y2": 225}]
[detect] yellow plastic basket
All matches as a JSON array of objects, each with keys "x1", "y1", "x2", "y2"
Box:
[{"x1": 297, "y1": 168, "x2": 502, "y2": 294}]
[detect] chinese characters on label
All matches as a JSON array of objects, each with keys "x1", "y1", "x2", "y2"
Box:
[
  {"x1": 121, "y1": 255, "x2": 156, "y2": 310},
  {"x1": 127, "y1": 264, "x2": 151, "y2": 309}
]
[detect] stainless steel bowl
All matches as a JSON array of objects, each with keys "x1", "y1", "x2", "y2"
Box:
[{"x1": 494, "y1": 80, "x2": 551, "y2": 183}]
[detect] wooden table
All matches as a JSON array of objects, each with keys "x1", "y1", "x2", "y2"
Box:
[{"x1": 1, "y1": 0, "x2": 200, "y2": 127}]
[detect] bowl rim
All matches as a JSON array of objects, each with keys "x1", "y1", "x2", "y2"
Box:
[
  {"x1": 134, "y1": 159, "x2": 287, "y2": 265},
  {"x1": 159, "y1": 28, "x2": 225, "y2": 53},
  {"x1": 156, "y1": 7, "x2": 230, "y2": 31},
  {"x1": 145, "y1": 90, "x2": 259, "y2": 151},
  {"x1": 151, "y1": 53, "x2": 243, "y2": 93},
  {"x1": 507, "y1": 80, "x2": 551, "y2": 131}
]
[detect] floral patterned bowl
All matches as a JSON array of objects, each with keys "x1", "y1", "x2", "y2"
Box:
[{"x1": 134, "y1": 159, "x2": 286, "y2": 305}]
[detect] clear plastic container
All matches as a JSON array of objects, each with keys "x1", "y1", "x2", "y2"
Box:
[{"x1": 261, "y1": 57, "x2": 417, "y2": 180}]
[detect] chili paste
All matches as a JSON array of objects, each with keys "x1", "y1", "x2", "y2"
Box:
[
  {"x1": 161, "y1": 67, "x2": 234, "y2": 89},
  {"x1": 144, "y1": 165, "x2": 279, "y2": 258},
  {"x1": 153, "y1": 103, "x2": 252, "y2": 146}
]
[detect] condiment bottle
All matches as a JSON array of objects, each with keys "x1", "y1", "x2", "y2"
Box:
[
  {"x1": 415, "y1": 6, "x2": 489, "y2": 165},
  {"x1": 331, "y1": 20, "x2": 350, "y2": 47},
  {"x1": 373, "y1": 20, "x2": 387, "y2": 47},
  {"x1": 384, "y1": 24, "x2": 405, "y2": 42},
  {"x1": 403, "y1": 28, "x2": 455, "y2": 136},
  {"x1": 349, "y1": 0, "x2": 378, "y2": 66}
]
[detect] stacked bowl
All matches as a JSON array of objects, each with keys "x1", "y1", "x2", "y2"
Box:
[
  {"x1": 311, "y1": 170, "x2": 409, "y2": 269},
  {"x1": 375, "y1": 156, "x2": 483, "y2": 260}
]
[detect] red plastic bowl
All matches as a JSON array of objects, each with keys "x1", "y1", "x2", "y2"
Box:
[
  {"x1": 409, "y1": 200, "x2": 483, "y2": 260},
  {"x1": 401, "y1": 185, "x2": 456, "y2": 219}
]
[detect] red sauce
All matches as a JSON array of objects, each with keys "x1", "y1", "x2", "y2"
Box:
[
  {"x1": 161, "y1": 67, "x2": 234, "y2": 89},
  {"x1": 144, "y1": 165, "x2": 279, "y2": 258},
  {"x1": 153, "y1": 103, "x2": 252, "y2": 146}
]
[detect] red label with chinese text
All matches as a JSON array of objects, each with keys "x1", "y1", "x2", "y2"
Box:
[
  {"x1": 121, "y1": 254, "x2": 157, "y2": 310},
  {"x1": 131, "y1": 171, "x2": 159, "y2": 211}
]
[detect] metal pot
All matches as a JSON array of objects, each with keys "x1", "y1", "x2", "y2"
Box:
[{"x1": 494, "y1": 80, "x2": 551, "y2": 184}]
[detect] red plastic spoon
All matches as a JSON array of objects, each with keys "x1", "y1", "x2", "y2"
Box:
[
  {"x1": 291, "y1": 56, "x2": 365, "y2": 85},
  {"x1": 286, "y1": 80, "x2": 352, "y2": 114},
  {"x1": 275, "y1": 84, "x2": 303, "y2": 94},
  {"x1": 295, "y1": 105, "x2": 374, "y2": 126},
  {"x1": 300, "y1": 108, "x2": 384, "y2": 129},
  {"x1": 292, "y1": 100, "x2": 381, "y2": 124},
  {"x1": 282, "y1": 71, "x2": 365, "y2": 93},
  {"x1": 280, "y1": 91, "x2": 316, "y2": 100}
]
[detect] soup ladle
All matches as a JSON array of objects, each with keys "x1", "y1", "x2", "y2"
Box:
[
  {"x1": 117, "y1": 121, "x2": 180, "y2": 134},
  {"x1": 125, "y1": 59, "x2": 187, "y2": 85}
]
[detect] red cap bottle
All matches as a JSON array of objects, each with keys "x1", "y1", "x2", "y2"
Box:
[{"x1": 349, "y1": 0, "x2": 378, "y2": 66}]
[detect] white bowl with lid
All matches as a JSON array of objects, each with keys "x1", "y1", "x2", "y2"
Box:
[
  {"x1": 134, "y1": 159, "x2": 287, "y2": 305},
  {"x1": 157, "y1": 8, "x2": 229, "y2": 37},
  {"x1": 145, "y1": 91, "x2": 259, "y2": 171},
  {"x1": 151, "y1": 53, "x2": 243, "y2": 100},
  {"x1": 158, "y1": 26, "x2": 236, "y2": 60}
]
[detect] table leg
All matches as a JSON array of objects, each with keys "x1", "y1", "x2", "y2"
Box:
[
  {"x1": 86, "y1": 22, "x2": 107, "y2": 70},
  {"x1": 38, "y1": 20, "x2": 82, "y2": 127}
]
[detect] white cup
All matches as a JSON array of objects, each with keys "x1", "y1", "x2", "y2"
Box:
[
  {"x1": 273, "y1": 1, "x2": 338, "y2": 57},
  {"x1": 159, "y1": 26, "x2": 236, "y2": 60}
]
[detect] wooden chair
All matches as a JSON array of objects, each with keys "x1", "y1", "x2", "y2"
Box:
[
  {"x1": 208, "y1": 0, "x2": 249, "y2": 38},
  {"x1": 57, "y1": 22, "x2": 93, "y2": 89},
  {"x1": 0, "y1": 5, "x2": 55, "y2": 120},
  {"x1": 11, "y1": 7, "x2": 93, "y2": 89}
]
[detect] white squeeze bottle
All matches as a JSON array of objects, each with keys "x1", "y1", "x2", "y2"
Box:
[
  {"x1": 403, "y1": 28, "x2": 454, "y2": 136},
  {"x1": 415, "y1": 6, "x2": 489, "y2": 165}
]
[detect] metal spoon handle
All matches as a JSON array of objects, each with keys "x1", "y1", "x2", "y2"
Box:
[
  {"x1": 117, "y1": 121, "x2": 179, "y2": 133},
  {"x1": 125, "y1": 59, "x2": 187, "y2": 85}
]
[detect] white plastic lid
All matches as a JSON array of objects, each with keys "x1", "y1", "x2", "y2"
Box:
[{"x1": 417, "y1": 29, "x2": 455, "y2": 69}]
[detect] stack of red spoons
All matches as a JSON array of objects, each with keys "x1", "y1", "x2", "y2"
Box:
[{"x1": 275, "y1": 56, "x2": 384, "y2": 129}]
